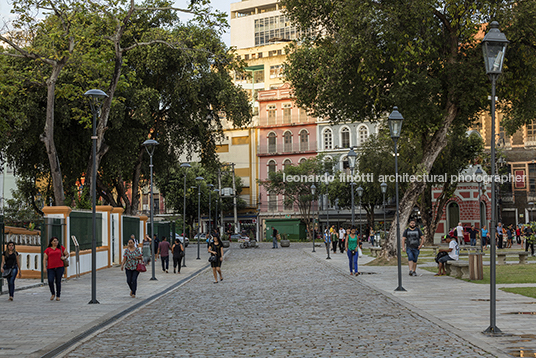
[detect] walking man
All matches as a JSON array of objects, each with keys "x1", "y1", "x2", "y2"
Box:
[
  {"x1": 157, "y1": 236, "x2": 171, "y2": 273},
  {"x1": 402, "y1": 219, "x2": 424, "y2": 277},
  {"x1": 497, "y1": 222, "x2": 504, "y2": 249},
  {"x1": 271, "y1": 226, "x2": 279, "y2": 249},
  {"x1": 455, "y1": 222, "x2": 464, "y2": 245}
]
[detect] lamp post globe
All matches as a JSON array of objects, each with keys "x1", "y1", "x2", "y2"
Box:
[
  {"x1": 388, "y1": 106, "x2": 405, "y2": 292},
  {"x1": 84, "y1": 89, "x2": 108, "y2": 305},
  {"x1": 482, "y1": 21, "x2": 508, "y2": 335}
]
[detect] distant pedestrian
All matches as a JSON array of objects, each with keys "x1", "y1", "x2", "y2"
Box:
[
  {"x1": 43, "y1": 237, "x2": 69, "y2": 301},
  {"x1": 481, "y1": 226, "x2": 488, "y2": 249},
  {"x1": 208, "y1": 234, "x2": 224, "y2": 283},
  {"x1": 1, "y1": 241, "x2": 21, "y2": 301},
  {"x1": 338, "y1": 227, "x2": 346, "y2": 253},
  {"x1": 525, "y1": 224, "x2": 535, "y2": 256},
  {"x1": 121, "y1": 238, "x2": 142, "y2": 298},
  {"x1": 468, "y1": 225, "x2": 478, "y2": 246},
  {"x1": 271, "y1": 226, "x2": 279, "y2": 249},
  {"x1": 331, "y1": 230, "x2": 339, "y2": 253},
  {"x1": 403, "y1": 219, "x2": 424, "y2": 277},
  {"x1": 153, "y1": 234, "x2": 160, "y2": 257},
  {"x1": 172, "y1": 239, "x2": 184, "y2": 274},
  {"x1": 346, "y1": 228, "x2": 360, "y2": 276},
  {"x1": 506, "y1": 225, "x2": 514, "y2": 248},
  {"x1": 157, "y1": 236, "x2": 171, "y2": 273},
  {"x1": 324, "y1": 229, "x2": 331, "y2": 254},
  {"x1": 496, "y1": 222, "x2": 504, "y2": 249},
  {"x1": 130, "y1": 233, "x2": 139, "y2": 247},
  {"x1": 369, "y1": 228, "x2": 375, "y2": 246},
  {"x1": 142, "y1": 235, "x2": 152, "y2": 264},
  {"x1": 455, "y1": 222, "x2": 464, "y2": 245},
  {"x1": 516, "y1": 226, "x2": 522, "y2": 245}
]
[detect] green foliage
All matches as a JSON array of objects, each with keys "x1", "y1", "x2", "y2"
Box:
[{"x1": 3, "y1": 180, "x2": 42, "y2": 227}]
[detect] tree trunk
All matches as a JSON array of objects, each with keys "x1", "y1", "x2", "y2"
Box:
[
  {"x1": 40, "y1": 63, "x2": 66, "y2": 205},
  {"x1": 382, "y1": 103, "x2": 458, "y2": 257},
  {"x1": 127, "y1": 148, "x2": 144, "y2": 215}
]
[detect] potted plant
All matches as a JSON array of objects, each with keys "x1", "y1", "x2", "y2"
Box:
[
  {"x1": 221, "y1": 234, "x2": 230, "y2": 248},
  {"x1": 280, "y1": 233, "x2": 290, "y2": 247}
]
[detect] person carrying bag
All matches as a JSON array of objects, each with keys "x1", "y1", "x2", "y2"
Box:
[{"x1": 1, "y1": 241, "x2": 21, "y2": 301}]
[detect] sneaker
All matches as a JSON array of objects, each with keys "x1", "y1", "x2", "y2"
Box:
[
  {"x1": 412, "y1": 271, "x2": 418, "y2": 276},
  {"x1": 409, "y1": 270, "x2": 413, "y2": 276}
]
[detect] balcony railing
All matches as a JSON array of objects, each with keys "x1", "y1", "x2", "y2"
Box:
[{"x1": 258, "y1": 141, "x2": 317, "y2": 155}]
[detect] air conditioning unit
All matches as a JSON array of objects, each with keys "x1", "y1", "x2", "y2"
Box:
[{"x1": 221, "y1": 187, "x2": 234, "y2": 197}]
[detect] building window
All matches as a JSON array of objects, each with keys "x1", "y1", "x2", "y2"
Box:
[
  {"x1": 284, "y1": 196, "x2": 293, "y2": 211},
  {"x1": 358, "y1": 126, "x2": 368, "y2": 145},
  {"x1": 324, "y1": 128, "x2": 333, "y2": 150},
  {"x1": 267, "y1": 105, "x2": 276, "y2": 125},
  {"x1": 528, "y1": 120, "x2": 536, "y2": 141},
  {"x1": 283, "y1": 104, "x2": 291, "y2": 123},
  {"x1": 258, "y1": 52, "x2": 263, "y2": 58},
  {"x1": 253, "y1": 70, "x2": 264, "y2": 84},
  {"x1": 268, "y1": 132, "x2": 277, "y2": 153},
  {"x1": 283, "y1": 159, "x2": 292, "y2": 169},
  {"x1": 254, "y1": 15, "x2": 303, "y2": 46},
  {"x1": 299, "y1": 129, "x2": 308, "y2": 151},
  {"x1": 268, "y1": 191, "x2": 277, "y2": 211},
  {"x1": 270, "y1": 65, "x2": 283, "y2": 78},
  {"x1": 268, "y1": 160, "x2": 277, "y2": 174},
  {"x1": 283, "y1": 131, "x2": 292, "y2": 152},
  {"x1": 299, "y1": 157, "x2": 307, "y2": 164},
  {"x1": 299, "y1": 108, "x2": 307, "y2": 122},
  {"x1": 529, "y1": 163, "x2": 536, "y2": 192},
  {"x1": 244, "y1": 54, "x2": 249, "y2": 60},
  {"x1": 341, "y1": 127, "x2": 350, "y2": 148}
]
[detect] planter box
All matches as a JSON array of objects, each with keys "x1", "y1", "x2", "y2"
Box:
[
  {"x1": 280, "y1": 239, "x2": 290, "y2": 247},
  {"x1": 222, "y1": 240, "x2": 230, "y2": 248}
]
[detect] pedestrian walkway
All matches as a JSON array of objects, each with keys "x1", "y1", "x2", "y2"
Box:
[
  {"x1": 0, "y1": 246, "x2": 214, "y2": 358},
  {"x1": 310, "y1": 245, "x2": 536, "y2": 357}
]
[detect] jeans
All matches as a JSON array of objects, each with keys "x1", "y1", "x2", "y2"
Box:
[
  {"x1": 173, "y1": 256, "x2": 182, "y2": 273},
  {"x1": 161, "y1": 256, "x2": 169, "y2": 271},
  {"x1": 272, "y1": 236, "x2": 278, "y2": 248},
  {"x1": 347, "y1": 250, "x2": 358, "y2": 274},
  {"x1": 497, "y1": 235, "x2": 503, "y2": 249},
  {"x1": 407, "y1": 247, "x2": 420, "y2": 263},
  {"x1": 125, "y1": 269, "x2": 139, "y2": 295},
  {"x1": 6, "y1": 266, "x2": 18, "y2": 297},
  {"x1": 470, "y1": 238, "x2": 476, "y2": 246},
  {"x1": 482, "y1": 237, "x2": 487, "y2": 247},
  {"x1": 47, "y1": 267, "x2": 64, "y2": 297}
]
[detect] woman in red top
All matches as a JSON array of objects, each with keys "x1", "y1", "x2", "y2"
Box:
[{"x1": 43, "y1": 237, "x2": 69, "y2": 301}]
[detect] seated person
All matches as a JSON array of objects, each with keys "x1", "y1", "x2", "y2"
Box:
[{"x1": 435, "y1": 236, "x2": 459, "y2": 276}]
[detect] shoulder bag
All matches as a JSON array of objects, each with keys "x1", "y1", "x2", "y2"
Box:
[
  {"x1": 136, "y1": 260, "x2": 147, "y2": 272},
  {"x1": 2, "y1": 267, "x2": 12, "y2": 278}
]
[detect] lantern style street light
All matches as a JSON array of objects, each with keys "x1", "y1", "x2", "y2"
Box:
[
  {"x1": 381, "y1": 182, "x2": 388, "y2": 247},
  {"x1": 348, "y1": 149, "x2": 357, "y2": 227},
  {"x1": 84, "y1": 89, "x2": 108, "y2": 304},
  {"x1": 142, "y1": 139, "x2": 159, "y2": 281},
  {"x1": 482, "y1": 21, "x2": 508, "y2": 335},
  {"x1": 311, "y1": 184, "x2": 316, "y2": 252},
  {"x1": 195, "y1": 176, "x2": 204, "y2": 260},
  {"x1": 388, "y1": 106, "x2": 405, "y2": 292},
  {"x1": 180, "y1": 163, "x2": 191, "y2": 267}
]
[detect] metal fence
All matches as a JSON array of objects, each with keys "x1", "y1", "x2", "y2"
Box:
[
  {"x1": 123, "y1": 216, "x2": 140, "y2": 246},
  {"x1": 70, "y1": 212, "x2": 102, "y2": 251}
]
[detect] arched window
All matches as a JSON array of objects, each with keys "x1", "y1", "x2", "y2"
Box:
[
  {"x1": 268, "y1": 160, "x2": 277, "y2": 174},
  {"x1": 299, "y1": 157, "x2": 307, "y2": 164},
  {"x1": 299, "y1": 129, "x2": 309, "y2": 151},
  {"x1": 283, "y1": 159, "x2": 292, "y2": 169},
  {"x1": 268, "y1": 132, "x2": 276, "y2": 153},
  {"x1": 447, "y1": 202, "x2": 460, "y2": 231},
  {"x1": 323, "y1": 128, "x2": 333, "y2": 150},
  {"x1": 283, "y1": 131, "x2": 292, "y2": 152},
  {"x1": 341, "y1": 127, "x2": 350, "y2": 148},
  {"x1": 358, "y1": 126, "x2": 369, "y2": 145}
]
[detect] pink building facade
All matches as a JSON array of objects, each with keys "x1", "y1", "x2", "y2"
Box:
[{"x1": 257, "y1": 83, "x2": 317, "y2": 214}]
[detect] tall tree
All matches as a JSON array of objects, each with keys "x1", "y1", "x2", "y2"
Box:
[{"x1": 281, "y1": 0, "x2": 536, "y2": 256}]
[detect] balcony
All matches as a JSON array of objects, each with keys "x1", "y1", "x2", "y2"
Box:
[{"x1": 258, "y1": 141, "x2": 317, "y2": 156}]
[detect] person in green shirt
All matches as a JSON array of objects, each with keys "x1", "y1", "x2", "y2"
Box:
[{"x1": 345, "y1": 228, "x2": 360, "y2": 276}]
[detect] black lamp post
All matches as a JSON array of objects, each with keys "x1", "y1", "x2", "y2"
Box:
[
  {"x1": 195, "y1": 176, "x2": 204, "y2": 260},
  {"x1": 482, "y1": 21, "x2": 508, "y2": 335},
  {"x1": 348, "y1": 149, "x2": 357, "y2": 227},
  {"x1": 475, "y1": 167, "x2": 484, "y2": 251},
  {"x1": 207, "y1": 184, "x2": 214, "y2": 235},
  {"x1": 142, "y1": 139, "x2": 159, "y2": 281},
  {"x1": 84, "y1": 89, "x2": 108, "y2": 304},
  {"x1": 214, "y1": 189, "x2": 220, "y2": 233},
  {"x1": 529, "y1": 202, "x2": 534, "y2": 222},
  {"x1": 381, "y1": 182, "x2": 387, "y2": 247},
  {"x1": 388, "y1": 106, "x2": 405, "y2": 292},
  {"x1": 357, "y1": 186, "x2": 364, "y2": 240},
  {"x1": 180, "y1": 163, "x2": 190, "y2": 267},
  {"x1": 311, "y1": 184, "x2": 316, "y2": 252},
  {"x1": 325, "y1": 173, "x2": 331, "y2": 260}
]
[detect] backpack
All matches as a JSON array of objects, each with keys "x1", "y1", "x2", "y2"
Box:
[{"x1": 435, "y1": 251, "x2": 449, "y2": 263}]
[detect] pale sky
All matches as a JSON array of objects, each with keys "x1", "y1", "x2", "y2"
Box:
[{"x1": 0, "y1": 0, "x2": 234, "y2": 46}]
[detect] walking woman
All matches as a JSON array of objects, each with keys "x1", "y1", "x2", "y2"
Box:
[
  {"x1": 121, "y1": 238, "x2": 143, "y2": 298},
  {"x1": 43, "y1": 237, "x2": 69, "y2": 301},
  {"x1": 142, "y1": 235, "x2": 152, "y2": 264},
  {"x1": 346, "y1": 228, "x2": 360, "y2": 276},
  {"x1": 481, "y1": 226, "x2": 488, "y2": 249},
  {"x1": 172, "y1": 238, "x2": 184, "y2": 274},
  {"x1": 1, "y1": 241, "x2": 21, "y2": 301},
  {"x1": 208, "y1": 235, "x2": 224, "y2": 283}
]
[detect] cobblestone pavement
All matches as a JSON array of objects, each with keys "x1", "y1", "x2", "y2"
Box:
[{"x1": 62, "y1": 243, "x2": 498, "y2": 357}]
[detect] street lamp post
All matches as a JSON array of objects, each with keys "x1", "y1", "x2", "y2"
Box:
[
  {"x1": 311, "y1": 184, "x2": 316, "y2": 252},
  {"x1": 142, "y1": 139, "x2": 159, "y2": 281},
  {"x1": 180, "y1": 163, "x2": 191, "y2": 267},
  {"x1": 207, "y1": 184, "x2": 214, "y2": 235},
  {"x1": 348, "y1": 149, "x2": 357, "y2": 227},
  {"x1": 84, "y1": 89, "x2": 108, "y2": 304},
  {"x1": 357, "y1": 186, "x2": 364, "y2": 241},
  {"x1": 381, "y1": 182, "x2": 387, "y2": 248},
  {"x1": 529, "y1": 202, "x2": 534, "y2": 222},
  {"x1": 195, "y1": 177, "x2": 204, "y2": 260},
  {"x1": 482, "y1": 21, "x2": 508, "y2": 335},
  {"x1": 388, "y1": 106, "x2": 406, "y2": 292},
  {"x1": 475, "y1": 167, "x2": 483, "y2": 252},
  {"x1": 214, "y1": 189, "x2": 220, "y2": 232},
  {"x1": 325, "y1": 182, "x2": 331, "y2": 260}
]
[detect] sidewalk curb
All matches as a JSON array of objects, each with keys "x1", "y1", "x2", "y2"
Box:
[
  {"x1": 34, "y1": 249, "x2": 231, "y2": 358},
  {"x1": 304, "y1": 249, "x2": 511, "y2": 358}
]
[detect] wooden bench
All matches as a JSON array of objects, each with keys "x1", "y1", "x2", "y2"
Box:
[
  {"x1": 445, "y1": 260, "x2": 470, "y2": 279},
  {"x1": 496, "y1": 251, "x2": 529, "y2": 265},
  {"x1": 369, "y1": 247, "x2": 382, "y2": 257}
]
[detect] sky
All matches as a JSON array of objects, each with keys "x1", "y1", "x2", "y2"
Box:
[{"x1": 0, "y1": 0, "x2": 235, "y2": 46}]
